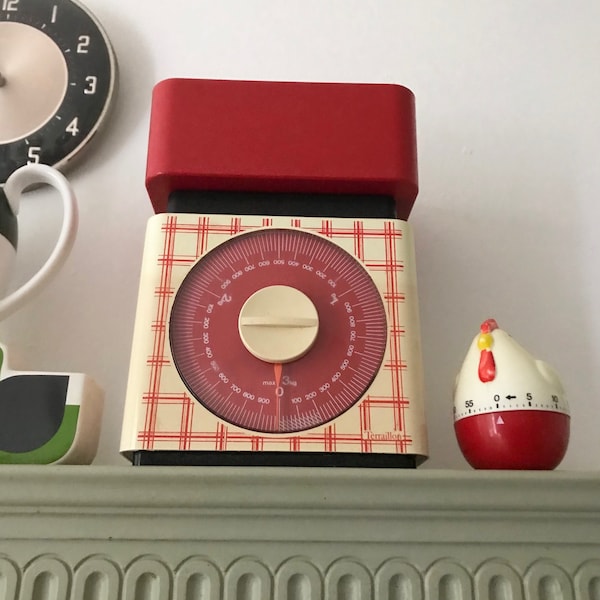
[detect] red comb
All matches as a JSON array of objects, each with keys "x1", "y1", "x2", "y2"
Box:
[{"x1": 480, "y1": 319, "x2": 499, "y2": 334}]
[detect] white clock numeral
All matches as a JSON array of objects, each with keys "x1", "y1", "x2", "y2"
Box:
[
  {"x1": 2, "y1": 0, "x2": 19, "y2": 11},
  {"x1": 27, "y1": 147, "x2": 41, "y2": 164},
  {"x1": 66, "y1": 118, "x2": 80, "y2": 137},
  {"x1": 51, "y1": 5, "x2": 58, "y2": 23},
  {"x1": 84, "y1": 76, "x2": 97, "y2": 95},
  {"x1": 77, "y1": 35, "x2": 90, "y2": 54}
]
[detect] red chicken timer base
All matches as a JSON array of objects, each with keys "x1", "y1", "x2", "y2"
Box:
[{"x1": 454, "y1": 410, "x2": 570, "y2": 470}]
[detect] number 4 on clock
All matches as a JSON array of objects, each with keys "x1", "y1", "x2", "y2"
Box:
[{"x1": 66, "y1": 118, "x2": 80, "y2": 137}]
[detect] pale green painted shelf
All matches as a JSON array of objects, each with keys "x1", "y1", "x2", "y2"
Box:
[{"x1": 0, "y1": 466, "x2": 599, "y2": 599}]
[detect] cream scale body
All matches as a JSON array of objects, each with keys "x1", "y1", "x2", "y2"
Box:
[{"x1": 121, "y1": 78, "x2": 429, "y2": 467}]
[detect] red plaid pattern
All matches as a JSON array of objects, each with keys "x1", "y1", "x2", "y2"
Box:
[{"x1": 121, "y1": 215, "x2": 427, "y2": 458}]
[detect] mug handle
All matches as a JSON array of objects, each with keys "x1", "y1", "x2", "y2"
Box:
[{"x1": 0, "y1": 164, "x2": 78, "y2": 321}]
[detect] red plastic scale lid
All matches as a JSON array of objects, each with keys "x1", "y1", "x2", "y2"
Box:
[{"x1": 145, "y1": 78, "x2": 419, "y2": 218}]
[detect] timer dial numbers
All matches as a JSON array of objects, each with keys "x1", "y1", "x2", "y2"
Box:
[
  {"x1": 169, "y1": 228, "x2": 388, "y2": 434},
  {"x1": 0, "y1": 0, "x2": 117, "y2": 183},
  {"x1": 455, "y1": 390, "x2": 567, "y2": 420}
]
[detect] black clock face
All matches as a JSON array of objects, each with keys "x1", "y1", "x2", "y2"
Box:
[{"x1": 0, "y1": 0, "x2": 117, "y2": 184}]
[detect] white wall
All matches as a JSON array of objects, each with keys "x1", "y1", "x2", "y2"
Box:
[{"x1": 3, "y1": 0, "x2": 600, "y2": 469}]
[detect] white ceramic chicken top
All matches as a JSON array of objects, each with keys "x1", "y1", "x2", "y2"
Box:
[
  {"x1": 453, "y1": 319, "x2": 570, "y2": 470},
  {"x1": 454, "y1": 318, "x2": 569, "y2": 419}
]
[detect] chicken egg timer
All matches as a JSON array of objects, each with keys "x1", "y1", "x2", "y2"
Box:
[{"x1": 453, "y1": 319, "x2": 570, "y2": 470}]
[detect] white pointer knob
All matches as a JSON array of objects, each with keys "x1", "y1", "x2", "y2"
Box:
[{"x1": 238, "y1": 285, "x2": 319, "y2": 363}]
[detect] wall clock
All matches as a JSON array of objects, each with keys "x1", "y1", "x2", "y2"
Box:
[
  {"x1": 0, "y1": 0, "x2": 117, "y2": 184},
  {"x1": 121, "y1": 79, "x2": 428, "y2": 468}
]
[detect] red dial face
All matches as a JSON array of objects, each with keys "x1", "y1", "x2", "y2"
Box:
[{"x1": 169, "y1": 228, "x2": 388, "y2": 433}]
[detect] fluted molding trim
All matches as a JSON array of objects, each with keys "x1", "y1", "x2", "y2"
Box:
[{"x1": 0, "y1": 466, "x2": 599, "y2": 599}]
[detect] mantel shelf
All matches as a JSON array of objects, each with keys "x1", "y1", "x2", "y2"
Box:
[{"x1": 1, "y1": 466, "x2": 599, "y2": 599}]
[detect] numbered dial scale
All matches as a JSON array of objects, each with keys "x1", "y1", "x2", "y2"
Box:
[
  {"x1": 121, "y1": 214, "x2": 428, "y2": 466},
  {"x1": 0, "y1": 0, "x2": 117, "y2": 183},
  {"x1": 171, "y1": 227, "x2": 388, "y2": 434}
]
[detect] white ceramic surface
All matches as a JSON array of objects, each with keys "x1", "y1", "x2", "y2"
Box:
[{"x1": 1, "y1": 164, "x2": 78, "y2": 321}]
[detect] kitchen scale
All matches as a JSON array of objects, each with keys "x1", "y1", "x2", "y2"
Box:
[{"x1": 121, "y1": 78, "x2": 429, "y2": 467}]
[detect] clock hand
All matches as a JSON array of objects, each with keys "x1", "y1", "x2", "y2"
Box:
[
  {"x1": 0, "y1": 73, "x2": 6, "y2": 87},
  {"x1": 274, "y1": 362, "x2": 283, "y2": 431}
]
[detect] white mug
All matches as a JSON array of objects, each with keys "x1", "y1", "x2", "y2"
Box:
[{"x1": 0, "y1": 164, "x2": 78, "y2": 321}]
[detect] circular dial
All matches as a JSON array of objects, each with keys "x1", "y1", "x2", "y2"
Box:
[
  {"x1": 0, "y1": 0, "x2": 117, "y2": 184},
  {"x1": 170, "y1": 228, "x2": 388, "y2": 434}
]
